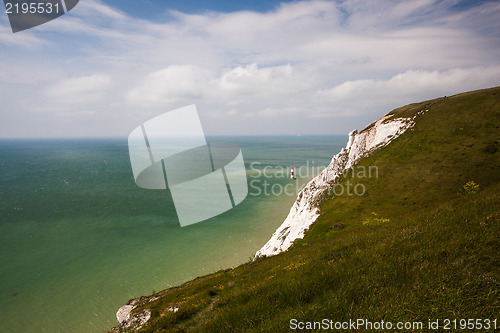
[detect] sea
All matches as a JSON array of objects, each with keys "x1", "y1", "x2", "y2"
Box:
[{"x1": 0, "y1": 136, "x2": 345, "y2": 332}]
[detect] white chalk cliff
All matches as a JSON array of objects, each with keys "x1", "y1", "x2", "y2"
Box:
[{"x1": 255, "y1": 113, "x2": 420, "y2": 258}]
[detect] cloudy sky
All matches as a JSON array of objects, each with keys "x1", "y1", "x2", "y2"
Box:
[{"x1": 0, "y1": 0, "x2": 499, "y2": 138}]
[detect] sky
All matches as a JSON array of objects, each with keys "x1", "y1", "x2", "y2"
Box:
[{"x1": 0, "y1": 0, "x2": 499, "y2": 138}]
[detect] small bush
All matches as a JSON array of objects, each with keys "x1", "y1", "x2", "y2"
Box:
[
  {"x1": 362, "y1": 212, "x2": 390, "y2": 226},
  {"x1": 459, "y1": 180, "x2": 480, "y2": 196}
]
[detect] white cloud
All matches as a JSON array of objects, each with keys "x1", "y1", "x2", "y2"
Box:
[
  {"x1": 32, "y1": 74, "x2": 115, "y2": 116},
  {"x1": 213, "y1": 63, "x2": 310, "y2": 103},
  {"x1": 315, "y1": 66, "x2": 500, "y2": 117},
  {"x1": 46, "y1": 74, "x2": 113, "y2": 105},
  {"x1": 126, "y1": 65, "x2": 211, "y2": 107},
  {"x1": 243, "y1": 106, "x2": 303, "y2": 118},
  {"x1": 0, "y1": 0, "x2": 500, "y2": 137},
  {"x1": 0, "y1": 24, "x2": 46, "y2": 48}
]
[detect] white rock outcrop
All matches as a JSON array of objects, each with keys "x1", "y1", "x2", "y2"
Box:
[
  {"x1": 255, "y1": 114, "x2": 417, "y2": 257},
  {"x1": 116, "y1": 304, "x2": 134, "y2": 323},
  {"x1": 113, "y1": 296, "x2": 158, "y2": 331}
]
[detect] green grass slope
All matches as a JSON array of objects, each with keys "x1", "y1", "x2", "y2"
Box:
[{"x1": 112, "y1": 87, "x2": 500, "y2": 332}]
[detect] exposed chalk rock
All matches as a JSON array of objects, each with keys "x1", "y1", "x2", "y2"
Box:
[
  {"x1": 116, "y1": 305, "x2": 134, "y2": 323},
  {"x1": 255, "y1": 114, "x2": 417, "y2": 258}
]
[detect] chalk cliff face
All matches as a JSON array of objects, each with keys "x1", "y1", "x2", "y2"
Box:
[{"x1": 255, "y1": 114, "x2": 419, "y2": 258}]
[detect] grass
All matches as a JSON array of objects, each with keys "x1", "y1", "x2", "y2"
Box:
[{"x1": 111, "y1": 86, "x2": 500, "y2": 332}]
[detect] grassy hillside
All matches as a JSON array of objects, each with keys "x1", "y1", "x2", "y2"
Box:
[{"x1": 112, "y1": 87, "x2": 500, "y2": 332}]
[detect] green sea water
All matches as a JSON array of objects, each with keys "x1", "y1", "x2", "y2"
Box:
[{"x1": 0, "y1": 136, "x2": 344, "y2": 332}]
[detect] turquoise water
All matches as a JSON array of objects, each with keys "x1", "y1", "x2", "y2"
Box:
[{"x1": 0, "y1": 136, "x2": 344, "y2": 332}]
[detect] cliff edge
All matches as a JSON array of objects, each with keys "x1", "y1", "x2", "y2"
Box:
[{"x1": 255, "y1": 113, "x2": 421, "y2": 257}]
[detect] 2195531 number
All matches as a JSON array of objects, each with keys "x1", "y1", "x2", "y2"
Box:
[
  {"x1": 5, "y1": 1, "x2": 62, "y2": 14},
  {"x1": 442, "y1": 318, "x2": 497, "y2": 330}
]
